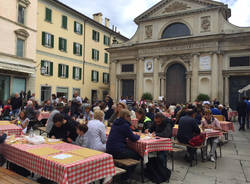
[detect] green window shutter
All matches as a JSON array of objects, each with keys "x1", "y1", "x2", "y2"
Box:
[
  {"x1": 62, "y1": 15, "x2": 67, "y2": 28},
  {"x1": 66, "y1": 65, "x2": 69, "y2": 78},
  {"x1": 103, "y1": 73, "x2": 105, "y2": 83},
  {"x1": 45, "y1": 8, "x2": 51, "y2": 22},
  {"x1": 58, "y1": 64, "x2": 62, "y2": 77},
  {"x1": 73, "y1": 43, "x2": 76, "y2": 54},
  {"x1": 80, "y1": 24, "x2": 83, "y2": 34},
  {"x1": 92, "y1": 30, "x2": 95, "y2": 40},
  {"x1": 59, "y1": 38, "x2": 62, "y2": 50},
  {"x1": 74, "y1": 21, "x2": 76, "y2": 32},
  {"x1": 92, "y1": 49, "x2": 94, "y2": 59},
  {"x1": 65, "y1": 39, "x2": 67, "y2": 52},
  {"x1": 51, "y1": 34, "x2": 54, "y2": 48},
  {"x1": 42, "y1": 32, "x2": 45, "y2": 46},
  {"x1": 91, "y1": 71, "x2": 94, "y2": 81},
  {"x1": 103, "y1": 35, "x2": 106, "y2": 45},
  {"x1": 97, "y1": 50, "x2": 99, "y2": 61},
  {"x1": 79, "y1": 68, "x2": 82, "y2": 80},
  {"x1": 108, "y1": 74, "x2": 110, "y2": 83},
  {"x1": 50, "y1": 62, "x2": 53, "y2": 76},
  {"x1": 104, "y1": 53, "x2": 108, "y2": 63},
  {"x1": 97, "y1": 71, "x2": 99, "y2": 82},
  {"x1": 80, "y1": 44, "x2": 82, "y2": 56},
  {"x1": 108, "y1": 37, "x2": 110, "y2": 45},
  {"x1": 73, "y1": 67, "x2": 75, "y2": 79},
  {"x1": 41, "y1": 60, "x2": 45, "y2": 75}
]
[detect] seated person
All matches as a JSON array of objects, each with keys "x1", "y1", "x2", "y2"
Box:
[
  {"x1": 108, "y1": 102, "x2": 127, "y2": 125},
  {"x1": 11, "y1": 110, "x2": 29, "y2": 134},
  {"x1": 43, "y1": 100, "x2": 53, "y2": 112},
  {"x1": 83, "y1": 105, "x2": 94, "y2": 122},
  {"x1": 210, "y1": 105, "x2": 222, "y2": 115},
  {"x1": 177, "y1": 109, "x2": 201, "y2": 162},
  {"x1": 49, "y1": 113, "x2": 78, "y2": 143},
  {"x1": 201, "y1": 109, "x2": 222, "y2": 162},
  {"x1": 106, "y1": 109, "x2": 140, "y2": 181},
  {"x1": 135, "y1": 108, "x2": 153, "y2": 133},
  {"x1": 85, "y1": 110, "x2": 107, "y2": 152},
  {"x1": 150, "y1": 112, "x2": 173, "y2": 168},
  {"x1": 71, "y1": 123, "x2": 88, "y2": 147}
]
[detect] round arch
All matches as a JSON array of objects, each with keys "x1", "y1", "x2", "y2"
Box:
[{"x1": 158, "y1": 20, "x2": 193, "y2": 40}]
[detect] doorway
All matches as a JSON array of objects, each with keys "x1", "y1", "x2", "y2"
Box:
[{"x1": 122, "y1": 80, "x2": 134, "y2": 98}]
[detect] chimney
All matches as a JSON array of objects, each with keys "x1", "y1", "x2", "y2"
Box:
[
  {"x1": 112, "y1": 25, "x2": 115, "y2": 31},
  {"x1": 105, "y1": 18, "x2": 110, "y2": 28},
  {"x1": 93, "y1": 13, "x2": 103, "y2": 24}
]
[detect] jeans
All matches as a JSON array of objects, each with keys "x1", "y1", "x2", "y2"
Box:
[
  {"x1": 238, "y1": 114, "x2": 246, "y2": 129},
  {"x1": 157, "y1": 151, "x2": 167, "y2": 168},
  {"x1": 12, "y1": 109, "x2": 20, "y2": 118},
  {"x1": 206, "y1": 137, "x2": 219, "y2": 158}
]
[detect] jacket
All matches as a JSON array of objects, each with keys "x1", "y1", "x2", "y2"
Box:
[
  {"x1": 177, "y1": 115, "x2": 201, "y2": 144},
  {"x1": 137, "y1": 116, "x2": 153, "y2": 133},
  {"x1": 150, "y1": 117, "x2": 173, "y2": 138},
  {"x1": 106, "y1": 118, "x2": 140, "y2": 153}
]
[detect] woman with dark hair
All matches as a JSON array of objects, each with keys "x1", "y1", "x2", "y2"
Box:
[
  {"x1": 108, "y1": 102, "x2": 127, "y2": 125},
  {"x1": 11, "y1": 110, "x2": 29, "y2": 134}
]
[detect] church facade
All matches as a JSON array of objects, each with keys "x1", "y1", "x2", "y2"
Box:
[{"x1": 107, "y1": 0, "x2": 250, "y2": 109}]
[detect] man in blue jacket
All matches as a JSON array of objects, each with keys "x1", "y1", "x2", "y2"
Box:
[{"x1": 245, "y1": 97, "x2": 250, "y2": 129}]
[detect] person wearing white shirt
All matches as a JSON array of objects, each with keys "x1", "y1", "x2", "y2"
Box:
[{"x1": 85, "y1": 110, "x2": 107, "y2": 152}]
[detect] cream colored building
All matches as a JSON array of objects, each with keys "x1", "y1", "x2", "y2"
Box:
[
  {"x1": 108, "y1": 0, "x2": 250, "y2": 110},
  {"x1": 0, "y1": 0, "x2": 37, "y2": 103},
  {"x1": 36, "y1": 0, "x2": 128, "y2": 103}
]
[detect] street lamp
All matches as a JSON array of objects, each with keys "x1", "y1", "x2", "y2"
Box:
[{"x1": 40, "y1": 66, "x2": 46, "y2": 75}]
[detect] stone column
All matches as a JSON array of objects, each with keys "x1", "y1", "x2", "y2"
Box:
[
  {"x1": 110, "y1": 61, "x2": 117, "y2": 101},
  {"x1": 211, "y1": 52, "x2": 219, "y2": 100},
  {"x1": 224, "y1": 75, "x2": 229, "y2": 106},
  {"x1": 218, "y1": 53, "x2": 224, "y2": 103},
  {"x1": 27, "y1": 73, "x2": 36, "y2": 94},
  {"x1": 136, "y1": 58, "x2": 144, "y2": 101},
  {"x1": 186, "y1": 75, "x2": 191, "y2": 103},
  {"x1": 153, "y1": 57, "x2": 160, "y2": 101},
  {"x1": 160, "y1": 77, "x2": 165, "y2": 96},
  {"x1": 191, "y1": 54, "x2": 199, "y2": 101}
]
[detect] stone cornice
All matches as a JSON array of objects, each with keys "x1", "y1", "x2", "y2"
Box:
[
  {"x1": 0, "y1": 51, "x2": 35, "y2": 63},
  {"x1": 222, "y1": 69, "x2": 250, "y2": 76},
  {"x1": 116, "y1": 74, "x2": 136, "y2": 79},
  {"x1": 199, "y1": 71, "x2": 211, "y2": 75}
]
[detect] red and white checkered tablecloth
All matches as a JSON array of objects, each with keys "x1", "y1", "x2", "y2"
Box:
[
  {"x1": 128, "y1": 137, "x2": 173, "y2": 158},
  {"x1": 219, "y1": 121, "x2": 235, "y2": 132},
  {"x1": 202, "y1": 130, "x2": 223, "y2": 139},
  {"x1": 3, "y1": 142, "x2": 115, "y2": 184},
  {"x1": 0, "y1": 124, "x2": 22, "y2": 136}
]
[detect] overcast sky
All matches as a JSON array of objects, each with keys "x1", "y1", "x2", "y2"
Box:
[{"x1": 59, "y1": 0, "x2": 250, "y2": 38}]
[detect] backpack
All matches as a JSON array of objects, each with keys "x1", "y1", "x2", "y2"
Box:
[{"x1": 145, "y1": 157, "x2": 171, "y2": 184}]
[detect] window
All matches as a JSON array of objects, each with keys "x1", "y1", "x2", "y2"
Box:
[
  {"x1": 62, "y1": 15, "x2": 67, "y2": 29},
  {"x1": 73, "y1": 42, "x2": 82, "y2": 56},
  {"x1": 41, "y1": 60, "x2": 53, "y2": 76},
  {"x1": 18, "y1": 5, "x2": 25, "y2": 24},
  {"x1": 92, "y1": 30, "x2": 100, "y2": 42},
  {"x1": 92, "y1": 49, "x2": 99, "y2": 61},
  {"x1": 42, "y1": 32, "x2": 54, "y2": 48},
  {"x1": 12, "y1": 78, "x2": 26, "y2": 95},
  {"x1": 41, "y1": 86, "x2": 51, "y2": 102},
  {"x1": 103, "y1": 73, "x2": 109, "y2": 84},
  {"x1": 104, "y1": 35, "x2": 110, "y2": 46},
  {"x1": 73, "y1": 67, "x2": 82, "y2": 80},
  {"x1": 230, "y1": 56, "x2": 250, "y2": 67},
  {"x1": 45, "y1": 8, "x2": 52, "y2": 22},
  {"x1": 59, "y1": 37, "x2": 67, "y2": 52},
  {"x1": 58, "y1": 64, "x2": 69, "y2": 78},
  {"x1": 56, "y1": 87, "x2": 68, "y2": 99},
  {"x1": 104, "y1": 53, "x2": 108, "y2": 64},
  {"x1": 121, "y1": 64, "x2": 134, "y2": 72},
  {"x1": 74, "y1": 21, "x2": 82, "y2": 34},
  {"x1": 161, "y1": 23, "x2": 191, "y2": 39},
  {"x1": 16, "y1": 38, "x2": 24, "y2": 57},
  {"x1": 91, "y1": 70, "x2": 99, "y2": 82}
]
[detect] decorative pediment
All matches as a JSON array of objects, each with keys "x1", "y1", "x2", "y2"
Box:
[
  {"x1": 15, "y1": 29, "x2": 29, "y2": 39},
  {"x1": 18, "y1": 0, "x2": 30, "y2": 7},
  {"x1": 134, "y1": 0, "x2": 228, "y2": 24},
  {"x1": 162, "y1": 2, "x2": 191, "y2": 13}
]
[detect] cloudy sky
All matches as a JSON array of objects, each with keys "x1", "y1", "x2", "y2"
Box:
[{"x1": 59, "y1": 0, "x2": 250, "y2": 38}]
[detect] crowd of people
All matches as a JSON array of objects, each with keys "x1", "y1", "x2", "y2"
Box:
[{"x1": 1, "y1": 91, "x2": 250, "y2": 182}]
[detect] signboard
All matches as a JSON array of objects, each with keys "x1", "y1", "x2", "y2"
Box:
[
  {"x1": 144, "y1": 59, "x2": 153, "y2": 73},
  {"x1": 199, "y1": 56, "x2": 211, "y2": 70}
]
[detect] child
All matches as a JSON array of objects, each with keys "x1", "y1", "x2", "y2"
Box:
[
  {"x1": 11, "y1": 110, "x2": 29, "y2": 134},
  {"x1": 68, "y1": 124, "x2": 88, "y2": 147}
]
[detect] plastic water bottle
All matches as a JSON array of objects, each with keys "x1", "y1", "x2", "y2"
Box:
[{"x1": 29, "y1": 128, "x2": 34, "y2": 138}]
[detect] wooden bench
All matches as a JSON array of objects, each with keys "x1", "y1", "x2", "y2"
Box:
[
  {"x1": 112, "y1": 167, "x2": 126, "y2": 184},
  {"x1": 0, "y1": 167, "x2": 37, "y2": 184},
  {"x1": 169, "y1": 147, "x2": 184, "y2": 171},
  {"x1": 37, "y1": 126, "x2": 47, "y2": 136}
]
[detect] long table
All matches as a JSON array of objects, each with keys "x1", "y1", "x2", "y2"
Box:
[
  {"x1": 3, "y1": 140, "x2": 115, "y2": 184},
  {"x1": 0, "y1": 121, "x2": 22, "y2": 136}
]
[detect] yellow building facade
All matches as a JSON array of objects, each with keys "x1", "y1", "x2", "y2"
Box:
[{"x1": 36, "y1": 0, "x2": 128, "y2": 103}]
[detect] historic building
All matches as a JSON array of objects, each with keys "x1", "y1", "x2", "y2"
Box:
[
  {"x1": 36, "y1": 0, "x2": 128, "y2": 103},
  {"x1": 108, "y1": 0, "x2": 250, "y2": 109},
  {"x1": 0, "y1": 0, "x2": 37, "y2": 103}
]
